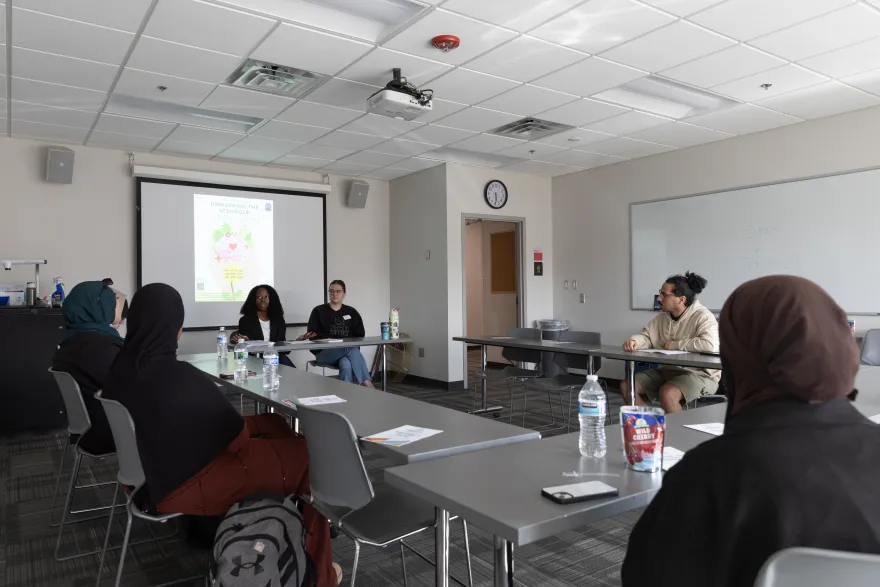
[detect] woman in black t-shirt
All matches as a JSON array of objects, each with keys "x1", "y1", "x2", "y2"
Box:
[{"x1": 306, "y1": 280, "x2": 373, "y2": 387}]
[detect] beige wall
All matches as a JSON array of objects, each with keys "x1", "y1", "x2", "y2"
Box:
[
  {"x1": 552, "y1": 105, "x2": 880, "y2": 378},
  {"x1": 0, "y1": 136, "x2": 391, "y2": 366}
]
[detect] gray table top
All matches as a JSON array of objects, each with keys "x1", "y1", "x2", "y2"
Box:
[
  {"x1": 236, "y1": 335, "x2": 413, "y2": 353},
  {"x1": 453, "y1": 335, "x2": 596, "y2": 356},
  {"x1": 184, "y1": 354, "x2": 540, "y2": 465}
]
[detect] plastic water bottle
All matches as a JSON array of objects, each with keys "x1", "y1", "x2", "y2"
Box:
[
  {"x1": 262, "y1": 343, "x2": 279, "y2": 391},
  {"x1": 217, "y1": 327, "x2": 229, "y2": 360},
  {"x1": 578, "y1": 375, "x2": 607, "y2": 458},
  {"x1": 233, "y1": 339, "x2": 249, "y2": 383}
]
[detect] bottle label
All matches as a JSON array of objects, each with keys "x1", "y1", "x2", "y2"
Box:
[
  {"x1": 217, "y1": 336, "x2": 225, "y2": 344},
  {"x1": 264, "y1": 356, "x2": 279, "y2": 366},
  {"x1": 235, "y1": 351, "x2": 248, "y2": 361},
  {"x1": 579, "y1": 400, "x2": 606, "y2": 417}
]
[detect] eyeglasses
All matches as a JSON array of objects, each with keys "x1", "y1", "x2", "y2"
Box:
[
  {"x1": 328, "y1": 289, "x2": 344, "y2": 295},
  {"x1": 658, "y1": 291, "x2": 677, "y2": 298}
]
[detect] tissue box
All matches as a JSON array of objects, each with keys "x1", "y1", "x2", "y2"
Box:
[{"x1": 0, "y1": 285, "x2": 26, "y2": 306}]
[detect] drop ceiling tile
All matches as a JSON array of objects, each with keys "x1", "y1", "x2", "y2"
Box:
[
  {"x1": 415, "y1": 99, "x2": 468, "y2": 124},
  {"x1": 713, "y1": 64, "x2": 828, "y2": 101},
  {"x1": 12, "y1": 120, "x2": 88, "y2": 143},
  {"x1": 337, "y1": 48, "x2": 452, "y2": 88},
  {"x1": 360, "y1": 167, "x2": 413, "y2": 180},
  {"x1": 218, "y1": 138, "x2": 304, "y2": 163},
  {"x1": 88, "y1": 131, "x2": 163, "y2": 151},
  {"x1": 163, "y1": 125, "x2": 244, "y2": 148},
  {"x1": 94, "y1": 114, "x2": 176, "y2": 138},
  {"x1": 250, "y1": 23, "x2": 372, "y2": 76},
  {"x1": 536, "y1": 98, "x2": 629, "y2": 127},
  {"x1": 628, "y1": 121, "x2": 733, "y2": 147},
  {"x1": 601, "y1": 21, "x2": 735, "y2": 73},
  {"x1": 114, "y1": 69, "x2": 216, "y2": 107},
  {"x1": 11, "y1": 101, "x2": 97, "y2": 129},
  {"x1": 541, "y1": 149, "x2": 622, "y2": 168},
  {"x1": 750, "y1": 4, "x2": 880, "y2": 62},
  {"x1": 799, "y1": 37, "x2": 880, "y2": 79},
  {"x1": 155, "y1": 140, "x2": 228, "y2": 158},
  {"x1": 532, "y1": 57, "x2": 647, "y2": 97},
  {"x1": 13, "y1": 0, "x2": 153, "y2": 32},
  {"x1": 339, "y1": 114, "x2": 424, "y2": 138},
  {"x1": 450, "y1": 133, "x2": 526, "y2": 154},
  {"x1": 536, "y1": 127, "x2": 616, "y2": 148},
  {"x1": 12, "y1": 78, "x2": 107, "y2": 112},
  {"x1": 424, "y1": 69, "x2": 520, "y2": 105},
  {"x1": 690, "y1": 0, "x2": 853, "y2": 41},
  {"x1": 274, "y1": 101, "x2": 362, "y2": 128},
  {"x1": 660, "y1": 45, "x2": 786, "y2": 89},
  {"x1": 250, "y1": 120, "x2": 330, "y2": 142},
  {"x1": 532, "y1": 0, "x2": 675, "y2": 54},
  {"x1": 319, "y1": 161, "x2": 381, "y2": 175},
  {"x1": 304, "y1": 78, "x2": 381, "y2": 111},
  {"x1": 466, "y1": 36, "x2": 588, "y2": 84},
  {"x1": 271, "y1": 154, "x2": 335, "y2": 170},
  {"x1": 13, "y1": 7, "x2": 133, "y2": 65},
  {"x1": 313, "y1": 129, "x2": 386, "y2": 150},
  {"x1": 399, "y1": 124, "x2": 477, "y2": 145},
  {"x1": 639, "y1": 0, "x2": 725, "y2": 17},
  {"x1": 583, "y1": 110, "x2": 673, "y2": 135},
  {"x1": 756, "y1": 81, "x2": 880, "y2": 120},
  {"x1": 383, "y1": 9, "x2": 517, "y2": 66},
  {"x1": 393, "y1": 157, "x2": 445, "y2": 171},
  {"x1": 200, "y1": 85, "x2": 294, "y2": 119},
  {"x1": 684, "y1": 104, "x2": 802, "y2": 134},
  {"x1": 502, "y1": 160, "x2": 585, "y2": 177},
  {"x1": 288, "y1": 143, "x2": 357, "y2": 160},
  {"x1": 478, "y1": 85, "x2": 578, "y2": 117},
  {"x1": 12, "y1": 48, "x2": 118, "y2": 92},
  {"x1": 495, "y1": 141, "x2": 568, "y2": 159},
  {"x1": 127, "y1": 37, "x2": 243, "y2": 84},
  {"x1": 340, "y1": 151, "x2": 407, "y2": 167},
  {"x1": 843, "y1": 68, "x2": 880, "y2": 97},
  {"x1": 144, "y1": 0, "x2": 275, "y2": 56},
  {"x1": 441, "y1": 0, "x2": 584, "y2": 33},
  {"x1": 586, "y1": 137, "x2": 675, "y2": 157},
  {"x1": 434, "y1": 107, "x2": 520, "y2": 133},
  {"x1": 370, "y1": 138, "x2": 439, "y2": 156}
]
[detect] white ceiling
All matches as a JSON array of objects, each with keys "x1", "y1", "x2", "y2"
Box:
[{"x1": 3, "y1": 0, "x2": 880, "y2": 179}]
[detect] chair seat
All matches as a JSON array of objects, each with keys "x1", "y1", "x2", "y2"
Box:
[
  {"x1": 474, "y1": 366, "x2": 541, "y2": 380},
  {"x1": 316, "y1": 483, "x2": 434, "y2": 546},
  {"x1": 528, "y1": 374, "x2": 586, "y2": 390}
]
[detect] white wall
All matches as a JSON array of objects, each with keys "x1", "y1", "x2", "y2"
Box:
[
  {"x1": 552, "y1": 105, "x2": 880, "y2": 378},
  {"x1": 0, "y1": 137, "x2": 390, "y2": 366},
  {"x1": 480, "y1": 221, "x2": 518, "y2": 363},
  {"x1": 464, "y1": 222, "x2": 483, "y2": 337}
]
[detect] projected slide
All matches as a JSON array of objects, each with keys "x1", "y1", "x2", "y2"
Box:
[{"x1": 193, "y1": 193, "x2": 274, "y2": 302}]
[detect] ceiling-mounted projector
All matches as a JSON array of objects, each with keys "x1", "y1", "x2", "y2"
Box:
[{"x1": 366, "y1": 68, "x2": 433, "y2": 121}]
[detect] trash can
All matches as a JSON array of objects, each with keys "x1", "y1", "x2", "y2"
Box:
[{"x1": 536, "y1": 319, "x2": 570, "y2": 377}]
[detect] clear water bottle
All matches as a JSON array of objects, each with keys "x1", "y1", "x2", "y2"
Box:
[
  {"x1": 217, "y1": 327, "x2": 229, "y2": 360},
  {"x1": 233, "y1": 339, "x2": 249, "y2": 383},
  {"x1": 578, "y1": 374, "x2": 607, "y2": 458},
  {"x1": 262, "y1": 343, "x2": 279, "y2": 391}
]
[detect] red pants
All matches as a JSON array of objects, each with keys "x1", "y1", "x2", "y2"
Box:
[{"x1": 157, "y1": 414, "x2": 335, "y2": 587}]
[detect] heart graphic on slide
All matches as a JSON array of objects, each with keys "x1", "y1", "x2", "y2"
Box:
[{"x1": 229, "y1": 243, "x2": 237, "y2": 250}]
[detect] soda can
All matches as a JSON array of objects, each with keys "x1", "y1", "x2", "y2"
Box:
[
  {"x1": 381, "y1": 322, "x2": 391, "y2": 340},
  {"x1": 620, "y1": 406, "x2": 665, "y2": 472}
]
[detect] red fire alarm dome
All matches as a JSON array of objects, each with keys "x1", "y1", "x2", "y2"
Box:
[{"x1": 432, "y1": 35, "x2": 461, "y2": 52}]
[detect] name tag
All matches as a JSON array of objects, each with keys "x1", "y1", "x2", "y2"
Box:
[{"x1": 343, "y1": 315, "x2": 351, "y2": 320}]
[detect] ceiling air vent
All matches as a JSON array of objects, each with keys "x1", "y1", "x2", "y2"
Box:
[
  {"x1": 488, "y1": 118, "x2": 574, "y2": 142},
  {"x1": 226, "y1": 59, "x2": 329, "y2": 99}
]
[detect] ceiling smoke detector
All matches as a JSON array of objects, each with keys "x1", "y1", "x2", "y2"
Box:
[
  {"x1": 488, "y1": 118, "x2": 574, "y2": 141},
  {"x1": 226, "y1": 59, "x2": 329, "y2": 99}
]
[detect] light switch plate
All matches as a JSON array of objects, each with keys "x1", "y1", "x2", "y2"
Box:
[
  {"x1": 579, "y1": 293, "x2": 586, "y2": 303},
  {"x1": 563, "y1": 280, "x2": 569, "y2": 289},
  {"x1": 572, "y1": 280, "x2": 578, "y2": 290}
]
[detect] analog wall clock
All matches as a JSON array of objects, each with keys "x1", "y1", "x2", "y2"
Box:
[{"x1": 484, "y1": 180, "x2": 508, "y2": 209}]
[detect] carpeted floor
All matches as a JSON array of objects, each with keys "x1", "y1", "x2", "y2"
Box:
[{"x1": 0, "y1": 351, "x2": 638, "y2": 587}]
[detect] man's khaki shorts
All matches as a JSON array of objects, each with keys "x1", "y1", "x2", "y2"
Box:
[{"x1": 634, "y1": 369, "x2": 719, "y2": 404}]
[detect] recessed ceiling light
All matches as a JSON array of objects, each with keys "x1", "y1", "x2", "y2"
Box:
[
  {"x1": 226, "y1": 59, "x2": 329, "y2": 99},
  {"x1": 593, "y1": 76, "x2": 739, "y2": 119},
  {"x1": 106, "y1": 95, "x2": 265, "y2": 133}
]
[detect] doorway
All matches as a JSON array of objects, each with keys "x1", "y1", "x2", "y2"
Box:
[{"x1": 463, "y1": 217, "x2": 524, "y2": 378}]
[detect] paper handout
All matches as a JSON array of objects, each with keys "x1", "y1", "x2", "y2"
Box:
[
  {"x1": 363, "y1": 425, "x2": 442, "y2": 447},
  {"x1": 662, "y1": 447, "x2": 685, "y2": 471},
  {"x1": 683, "y1": 423, "x2": 724, "y2": 436}
]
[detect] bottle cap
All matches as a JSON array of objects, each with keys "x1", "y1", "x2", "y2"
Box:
[
  {"x1": 587, "y1": 374, "x2": 599, "y2": 381},
  {"x1": 220, "y1": 327, "x2": 225, "y2": 330}
]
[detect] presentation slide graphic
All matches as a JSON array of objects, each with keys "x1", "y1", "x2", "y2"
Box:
[{"x1": 194, "y1": 194, "x2": 274, "y2": 302}]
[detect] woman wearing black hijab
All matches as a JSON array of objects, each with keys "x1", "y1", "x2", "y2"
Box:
[
  {"x1": 622, "y1": 276, "x2": 880, "y2": 587},
  {"x1": 103, "y1": 283, "x2": 338, "y2": 587}
]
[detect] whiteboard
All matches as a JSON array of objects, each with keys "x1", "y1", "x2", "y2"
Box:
[{"x1": 631, "y1": 167, "x2": 880, "y2": 314}]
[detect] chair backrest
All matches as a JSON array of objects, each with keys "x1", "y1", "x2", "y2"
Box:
[
  {"x1": 754, "y1": 547, "x2": 880, "y2": 587},
  {"x1": 48, "y1": 368, "x2": 92, "y2": 436},
  {"x1": 502, "y1": 327, "x2": 543, "y2": 365},
  {"x1": 555, "y1": 330, "x2": 602, "y2": 372},
  {"x1": 297, "y1": 405, "x2": 374, "y2": 511},
  {"x1": 861, "y1": 330, "x2": 880, "y2": 366},
  {"x1": 95, "y1": 391, "x2": 146, "y2": 490}
]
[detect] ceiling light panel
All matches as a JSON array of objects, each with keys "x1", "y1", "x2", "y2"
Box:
[
  {"x1": 593, "y1": 76, "x2": 739, "y2": 119},
  {"x1": 106, "y1": 95, "x2": 264, "y2": 133},
  {"x1": 465, "y1": 36, "x2": 588, "y2": 84}
]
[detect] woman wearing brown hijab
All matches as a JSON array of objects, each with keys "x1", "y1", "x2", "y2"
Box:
[{"x1": 622, "y1": 275, "x2": 880, "y2": 587}]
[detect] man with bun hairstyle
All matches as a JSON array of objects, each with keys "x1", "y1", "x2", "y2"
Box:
[{"x1": 621, "y1": 271, "x2": 719, "y2": 412}]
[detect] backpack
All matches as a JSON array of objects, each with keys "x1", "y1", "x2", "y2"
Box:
[{"x1": 209, "y1": 494, "x2": 315, "y2": 587}]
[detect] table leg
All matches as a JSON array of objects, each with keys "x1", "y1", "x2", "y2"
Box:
[
  {"x1": 435, "y1": 508, "x2": 449, "y2": 587},
  {"x1": 628, "y1": 360, "x2": 636, "y2": 407},
  {"x1": 382, "y1": 344, "x2": 388, "y2": 392},
  {"x1": 493, "y1": 536, "x2": 514, "y2": 587},
  {"x1": 469, "y1": 345, "x2": 502, "y2": 416}
]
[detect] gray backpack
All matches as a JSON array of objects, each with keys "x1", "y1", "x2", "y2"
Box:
[{"x1": 209, "y1": 494, "x2": 315, "y2": 587}]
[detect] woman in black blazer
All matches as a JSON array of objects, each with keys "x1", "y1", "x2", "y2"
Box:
[{"x1": 231, "y1": 285, "x2": 310, "y2": 368}]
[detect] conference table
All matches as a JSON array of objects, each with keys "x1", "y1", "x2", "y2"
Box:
[
  {"x1": 453, "y1": 335, "x2": 722, "y2": 413},
  {"x1": 184, "y1": 353, "x2": 540, "y2": 465},
  {"x1": 237, "y1": 335, "x2": 413, "y2": 392}
]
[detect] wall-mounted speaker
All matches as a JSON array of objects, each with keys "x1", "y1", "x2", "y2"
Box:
[
  {"x1": 346, "y1": 180, "x2": 370, "y2": 209},
  {"x1": 45, "y1": 147, "x2": 75, "y2": 184}
]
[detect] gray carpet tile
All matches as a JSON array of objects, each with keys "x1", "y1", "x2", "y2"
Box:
[{"x1": 1, "y1": 351, "x2": 638, "y2": 587}]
